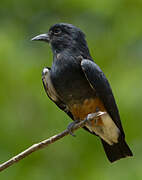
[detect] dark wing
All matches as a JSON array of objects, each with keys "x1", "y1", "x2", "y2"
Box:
[
  {"x1": 42, "y1": 67, "x2": 74, "y2": 120},
  {"x1": 81, "y1": 59, "x2": 125, "y2": 137},
  {"x1": 42, "y1": 67, "x2": 95, "y2": 134}
]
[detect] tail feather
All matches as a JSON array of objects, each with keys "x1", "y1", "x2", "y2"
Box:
[{"x1": 101, "y1": 137, "x2": 133, "y2": 162}]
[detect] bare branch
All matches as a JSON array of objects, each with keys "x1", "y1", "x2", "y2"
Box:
[{"x1": 0, "y1": 111, "x2": 106, "y2": 172}]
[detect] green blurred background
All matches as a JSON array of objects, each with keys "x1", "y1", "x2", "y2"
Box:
[{"x1": 0, "y1": 0, "x2": 142, "y2": 179}]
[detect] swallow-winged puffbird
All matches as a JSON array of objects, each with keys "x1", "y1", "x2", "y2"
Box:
[{"x1": 31, "y1": 23, "x2": 133, "y2": 162}]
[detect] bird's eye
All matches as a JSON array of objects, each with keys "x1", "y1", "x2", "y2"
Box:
[{"x1": 54, "y1": 28, "x2": 61, "y2": 35}]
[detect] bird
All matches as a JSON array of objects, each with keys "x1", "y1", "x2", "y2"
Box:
[{"x1": 31, "y1": 23, "x2": 133, "y2": 162}]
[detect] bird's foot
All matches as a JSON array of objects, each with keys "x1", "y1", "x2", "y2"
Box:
[
  {"x1": 85, "y1": 111, "x2": 106, "y2": 126},
  {"x1": 67, "y1": 120, "x2": 79, "y2": 137},
  {"x1": 67, "y1": 112, "x2": 106, "y2": 136}
]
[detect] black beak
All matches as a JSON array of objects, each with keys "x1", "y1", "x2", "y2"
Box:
[{"x1": 31, "y1": 33, "x2": 50, "y2": 43}]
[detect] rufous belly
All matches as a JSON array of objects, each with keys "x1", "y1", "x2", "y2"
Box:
[
  {"x1": 70, "y1": 97, "x2": 106, "y2": 120},
  {"x1": 69, "y1": 98, "x2": 120, "y2": 145}
]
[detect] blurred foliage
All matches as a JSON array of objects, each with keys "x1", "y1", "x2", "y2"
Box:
[{"x1": 0, "y1": 0, "x2": 142, "y2": 179}]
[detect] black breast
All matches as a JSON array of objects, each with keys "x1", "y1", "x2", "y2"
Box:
[{"x1": 50, "y1": 54, "x2": 96, "y2": 104}]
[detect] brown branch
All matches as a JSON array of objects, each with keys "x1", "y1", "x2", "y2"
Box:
[{"x1": 0, "y1": 111, "x2": 106, "y2": 172}]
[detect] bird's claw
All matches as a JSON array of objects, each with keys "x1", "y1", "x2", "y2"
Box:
[
  {"x1": 67, "y1": 120, "x2": 79, "y2": 137},
  {"x1": 85, "y1": 111, "x2": 106, "y2": 125},
  {"x1": 67, "y1": 112, "x2": 106, "y2": 136},
  {"x1": 87, "y1": 111, "x2": 106, "y2": 120}
]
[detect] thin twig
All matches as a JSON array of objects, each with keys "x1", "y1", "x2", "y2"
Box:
[{"x1": 0, "y1": 111, "x2": 106, "y2": 172}]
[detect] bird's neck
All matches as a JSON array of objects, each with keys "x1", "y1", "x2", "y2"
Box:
[{"x1": 52, "y1": 45, "x2": 91, "y2": 59}]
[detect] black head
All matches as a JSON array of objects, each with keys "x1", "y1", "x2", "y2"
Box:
[{"x1": 31, "y1": 23, "x2": 91, "y2": 57}]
